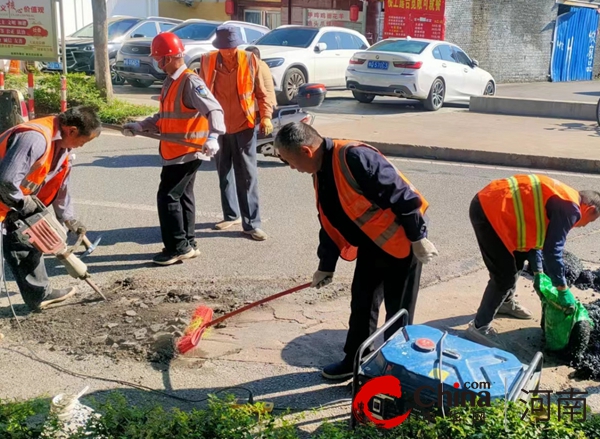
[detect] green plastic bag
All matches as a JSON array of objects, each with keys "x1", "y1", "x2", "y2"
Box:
[{"x1": 534, "y1": 273, "x2": 593, "y2": 352}]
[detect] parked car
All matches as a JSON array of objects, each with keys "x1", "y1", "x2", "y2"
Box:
[
  {"x1": 252, "y1": 25, "x2": 370, "y2": 105},
  {"x1": 114, "y1": 19, "x2": 269, "y2": 88},
  {"x1": 42, "y1": 15, "x2": 182, "y2": 86},
  {"x1": 345, "y1": 37, "x2": 496, "y2": 111}
]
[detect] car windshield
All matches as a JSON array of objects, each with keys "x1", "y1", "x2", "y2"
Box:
[
  {"x1": 71, "y1": 19, "x2": 140, "y2": 39},
  {"x1": 172, "y1": 23, "x2": 218, "y2": 41},
  {"x1": 254, "y1": 28, "x2": 318, "y2": 48},
  {"x1": 368, "y1": 40, "x2": 429, "y2": 54}
]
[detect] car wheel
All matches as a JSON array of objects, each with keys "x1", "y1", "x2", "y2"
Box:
[
  {"x1": 484, "y1": 80, "x2": 495, "y2": 96},
  {"x1": 423, "y1": 78, "x2": 445, "y2": 111},
  {"x1": 278, "y1": 68, "x2": 305, "y2": 105},
  {"x1": 110, "y1": 59, "x2": 126, "y2": 86},
  {"x1": 128, "y1": 79, "x2": 154, "y2": 88},
  {"x1": 352, "y1": 90, "x2": 375, "y2": 103},
  {"x1": 596, "y1": 98, "x2": 600, "y2": 126},
  {"x1": 189, "y1": 61, "x2": 200, "y2": 75}
]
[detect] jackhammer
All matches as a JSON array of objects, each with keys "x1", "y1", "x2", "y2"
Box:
[{"x1": 11, "y1": 196, "x2": 106, "y2": 301}]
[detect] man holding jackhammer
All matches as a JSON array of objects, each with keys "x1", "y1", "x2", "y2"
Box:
[
  {"x1": 123, "y1": 32, "x2": 226, "y2": 266},
  {"x1": 0, "y1": 106, "x2": 101, "y2": 311},
  {"x1": 466, "y1": 175, "x2": 600, "y2": 348},
  {"x1": 198, "y1": 26, "x2": 272, "y2": 241},
  {"x1": 274, "y1": 122, "x2": 439, "y2": 380}
]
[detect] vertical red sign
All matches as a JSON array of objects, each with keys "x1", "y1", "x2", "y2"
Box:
[{"x1": 383, "y1": 0, "x2": 446, "y2": 40}]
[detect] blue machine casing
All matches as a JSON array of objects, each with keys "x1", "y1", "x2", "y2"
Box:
[{"x1": 357, "y1": 324, "x2": 541, "y2": 415}]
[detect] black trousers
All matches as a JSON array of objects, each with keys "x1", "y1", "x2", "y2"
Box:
[
  {"x1": 343, "y1": 244, "x2": 423, "y2": 361},
  {"x1": 157, "y1": 159, "x2": 202, "y2": 254},
  {"x1": 2, "y1": 222, "x2": 50, "y2": 310},
  {"x1": 470, "y1": 195, "x2": 537, "y2": 328}
]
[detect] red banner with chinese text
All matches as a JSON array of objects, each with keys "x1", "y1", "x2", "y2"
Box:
[{"x1": 383, "y1": 0, "x2": 445, "y2": 40}]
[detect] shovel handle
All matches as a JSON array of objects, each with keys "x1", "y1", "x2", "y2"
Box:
[{"x1": 102, "y1": 123, "x2": 206, "y2": 151}]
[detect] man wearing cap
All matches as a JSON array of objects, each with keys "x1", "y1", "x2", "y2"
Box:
[
  {"x1": 198, "y1": 25, "x2": 272, "y2": 241},
  {"x1": 123, "y1": 32, "x2": 226, "y2": 266}
]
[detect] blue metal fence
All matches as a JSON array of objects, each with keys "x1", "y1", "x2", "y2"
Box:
[{"x1": 550, "y1": 7, "x2": 599, "y2": 82}]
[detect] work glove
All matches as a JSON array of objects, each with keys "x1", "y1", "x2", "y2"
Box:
[
  {"x1": 123, "y1": 122, "x2": 143, "y2": 137},
  {"x1": 65, "y1": 219, "x2": 87, "y2": 235},
  {"x1": 311, "y1": 270, "x2": 334, "y2": 289},
  {"x1": 202, "y1": 138, "x2": 219, "y2": 157},
  {"x1": 411, "y1": 238, "x2": 439, "y2": 264},
  {"x1": 260, "y1": 118, "x2": 273, "y2": 136},
  {"x1": 19, "y1": 195, "x2": 42, "y2": 217}
]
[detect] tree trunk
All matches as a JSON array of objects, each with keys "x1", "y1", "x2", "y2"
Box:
[{"x1": 92, "y1": 0, "x2": 113, "y2": 101}]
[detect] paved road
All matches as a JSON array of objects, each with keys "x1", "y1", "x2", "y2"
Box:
[{"x1": 33, "y1": 130, "x2": 600, "y2": 293}]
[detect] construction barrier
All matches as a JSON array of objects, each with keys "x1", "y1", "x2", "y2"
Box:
[
  {"x1": 60, "y1": 75, "x2": 67, "y2": 112},
  {"x1": 27, "y1": 72, "x2": 35, "y2": 120}
]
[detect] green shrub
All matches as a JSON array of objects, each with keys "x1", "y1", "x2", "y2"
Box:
[
  {"x1": 97, "y1": 99, "x2": 156, "y2": 124},
  {"x1": 1, "y1": 72, "x2": 155, "y2": 125},
  {"x1": 2, "y1": 393, "x2": 600, "y2": 438}
]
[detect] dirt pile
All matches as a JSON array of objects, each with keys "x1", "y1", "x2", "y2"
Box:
[
  {"x1": 525, "y1": 250, "x2": 600, "y2": 292},
  {"x1": 572, "y1": 298, "x2": 600, "y2": 380},
  {"x1": 0, "y1": 276, "x2": 343, "y2": 365}
]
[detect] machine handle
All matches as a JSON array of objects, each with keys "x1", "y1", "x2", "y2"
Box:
[
  {"x1": 508, "y1": 351, "x2": 544, "y2": 402},
  {"x1": 351, "y1": 308, "x2": 409, "y2": 421}
]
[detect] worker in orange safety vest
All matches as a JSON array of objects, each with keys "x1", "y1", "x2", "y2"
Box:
[
  {"x1": 274, "y1": 122, "x2": 439, "y2": 381},
  {"x1": 466, "y1": 174, "x2": 600, "y2": 349},
  {"x1": 123, "y1": 32, "x2": 226, "y2": 266},
  {"x1": 198, "y1": 25, "x2": 272, "y2": 242},
  {"x1": 0, "y1": 106, "x2": 101, "y2": 311}
]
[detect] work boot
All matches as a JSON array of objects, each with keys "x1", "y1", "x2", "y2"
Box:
[
  {"x1": 497, "y1": 300, "x2": 533, "y2": 320},
  {"x1": 152, "y1": 248, "x2": 195, "y2": 266},
  {"x1": 465, "y1": 320, "x2": 505, "y2": 350},
  {"x1": 243, "y1": 228, "x2": 268, "y2": 241},
  {"x1": 322, "y1": 357, "x2": 354, "y2": 380},
  {"x1": 214, "y1": 218, "x2": 241, "y2": 230},
  {"x1": 39, "y1": 287, "x2": 78, "y2": 310}
]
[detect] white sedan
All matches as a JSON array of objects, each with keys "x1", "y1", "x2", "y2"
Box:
[
  {"x1": 253, "y1": 25, "x2": 370, "y2": 105},
  {"x1": 345, "y1": 37, "x2": 495, "y2": 110}
]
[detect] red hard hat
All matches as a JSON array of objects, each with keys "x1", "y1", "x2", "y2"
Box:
[{"x1": 151, "y1": 32, "x2": 184, "y2": 57}]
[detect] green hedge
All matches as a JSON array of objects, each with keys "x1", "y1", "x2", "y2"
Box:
[
  {"x1": 4, "y1": 72, "x2": 155, "y2": 124},
  {"x1": 2, "y1": 393, "x2": 600, "y2": 439}
]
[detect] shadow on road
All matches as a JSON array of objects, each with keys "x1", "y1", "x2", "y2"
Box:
[
  {"x1": 575, "y1": 91, "x2": 600, "y2": 97},
  {"x1": 282, "y1": 329, "x2": 348, "y2": 368},
  {"x1": 544, "y1": 122, "x2": 600, "y2": 137},
  {"x1": 311, "y1": 96, "x2": 467, "y2": 116},
  {"x1": 74, "y1": 155, "x2": 285, "y2": 170},
  {"x1": 81, "y1": 369, "x2": 351, "y2": 415}
]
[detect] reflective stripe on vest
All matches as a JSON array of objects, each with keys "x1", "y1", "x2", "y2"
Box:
[
  {"x1": 158, "y1": 69, "x2": 209, "y2": 160},
  {"x1": 478, "y1": 174, "x2": 581, "y2": 253},
  {"x1": 0, "y1": 116, "x2": 64, "y2": 221},
  {"x1": 315, "y1": 140, "x2": 429, "y2": 260},
  {"x1": 200, "y1": 50, "x2": 257, "y2": 127}
]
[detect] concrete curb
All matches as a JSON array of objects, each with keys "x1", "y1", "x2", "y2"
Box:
[
  {"x1": 470, "y1": 96, "x2": 597, "y2": 121},
  {"x1": 366, "y1": 141, "x2": 600, "y2": 174}
]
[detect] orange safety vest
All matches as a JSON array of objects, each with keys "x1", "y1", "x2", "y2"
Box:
[
  {"x1": 0, "y1": 116, "x2": 70, "y2": 221},
  {"x1": 157, "y1": 69, "x2": 209, "y2": 161},
  {"x1": 199, "y1": 50, "x2": 257, "y2": 128},
  {"x1": 478, "y1": 174, "x2": 581, "y2": 253},
  {"x1": 315, "y1": 140, "x2": 429, "y2": 261}
]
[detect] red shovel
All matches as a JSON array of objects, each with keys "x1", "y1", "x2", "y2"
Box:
[{"x1": 176, "y1": 282, "x2": 312, "y2": 354}]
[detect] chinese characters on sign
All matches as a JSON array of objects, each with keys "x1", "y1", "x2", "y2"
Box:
[
  {"x1": 383, "y1": 0, "x2": 445, "y2": 40},
  {"x1": 0, "y1": 0, "x2": 58, "y2": 61},
  {"x1": 307, "y1": 9, "x2": 355, "y2": 28},
  {"x1": 519, "y1": 389, "x2": 588, "y2": 423}
]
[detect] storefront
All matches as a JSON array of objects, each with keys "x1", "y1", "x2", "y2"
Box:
[{"x1": 234, "y1": 0, "x2": 282, "y2": 29}]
